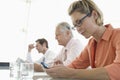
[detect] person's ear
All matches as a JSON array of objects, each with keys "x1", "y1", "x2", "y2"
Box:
[
  {"x1": 91, "y1": 10, "x2": 98, "y2": 20},
  {"x1": 42, "y1": 43, "x2": 46, "y2": 48},
  {"x1": 66, "y1": 30, "x2": 70, "y2": 35}
]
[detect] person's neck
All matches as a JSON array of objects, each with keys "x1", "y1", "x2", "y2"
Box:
[
  {"x1": 93, "y1": 26, "x2": 106, "y2": 42},
  {"x1": 63, "y1": 37, "x2": 72, "y2": 47},
  {"x1": 42, "y1": 48, "x2": 48, "y2": 54}
]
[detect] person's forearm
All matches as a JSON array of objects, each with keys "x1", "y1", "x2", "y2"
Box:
[
  {"x1": 70, "y1": 67, "x2": 110, "y2": 80},
  {"x1": 26, "y1": 52, "x2": 33, "y2": 62},
  {"x1": 34, "y1": 63, "x2": 44, "y2": 72}
]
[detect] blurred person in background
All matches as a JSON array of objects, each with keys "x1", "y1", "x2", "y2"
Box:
[
  {"x1": 26, "y1": 38, "x2": 56, "y2": 72},
  {"x1": 53, "y1": 22, "x2": 83, "y2": 66}
]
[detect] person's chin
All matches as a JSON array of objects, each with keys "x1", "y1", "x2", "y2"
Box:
[
  {"x1": 81, "y1": 32, "x2": 90, "y2": 39},
  {"x1": 82, "y1": 34, "x2": 90, "y2": 39},
  {"x1": 84, "y1": 35, "x2": 91, "y2": 39},
  {"x1": 59, "y1": 44, "x2": 62, "y2": 45},
  {"x1": 84, "y1": 36, "x2": 89, "y2": 39},
  {"x1": 58, "y1": 43, "x2": 61, "y2": 45}
]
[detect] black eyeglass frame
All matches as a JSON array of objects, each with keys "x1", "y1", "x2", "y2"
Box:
[{"x1": 72, "y1": 13, "x2": 90, "y2": 30}]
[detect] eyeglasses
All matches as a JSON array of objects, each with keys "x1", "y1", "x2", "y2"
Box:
[{"x1": 72, "y1": 13, "x2": 90, "y2": 30}]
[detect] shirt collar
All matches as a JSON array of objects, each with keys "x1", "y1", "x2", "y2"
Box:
[
  {"x1": 101, "y1": 24, "x2": 113, "y2": 41},
  {"x1": 65, "y1": 38, "x2": 74, "y2": 50}
]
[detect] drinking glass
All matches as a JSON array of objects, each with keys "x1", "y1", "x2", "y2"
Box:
[
  {"x1": 20, "y1": 63, "x2": 34, "y2": 79},
  {"x1": 9, "y1": 62, "x2": 20, "y2": 79}
]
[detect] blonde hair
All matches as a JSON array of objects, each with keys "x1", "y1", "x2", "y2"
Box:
[{"x1": 68, "y1": 0, "x2": 103, "y2": 26}]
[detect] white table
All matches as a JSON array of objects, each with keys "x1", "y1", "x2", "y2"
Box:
[
  {"x1": 0, "y1": 69, "x2": 10, "y2": 80},
  {"x1": 33, "y1": 72, "x2": 80, "y2": 80},
  {"x1": 0, "y1": 69, "x2": 50, "y2": 80},
  {"x1": 33, "y1": 72, "x2": 51, "y2": 80},
  {"x1": 0, "y1": 69, "x2": 80, "y2": 80}
]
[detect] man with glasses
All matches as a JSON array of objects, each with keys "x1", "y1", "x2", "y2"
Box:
[{"x1": 46, "y1": 0, "x2": 120, "y2": 80}]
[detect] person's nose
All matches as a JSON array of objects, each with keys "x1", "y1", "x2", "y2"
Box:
[
  {"x1": 76, "y1": 27, "x2": 83, "y2": 34},
  {"x1": 76, "y1": 26, "x2": 81, "y2": 31}
]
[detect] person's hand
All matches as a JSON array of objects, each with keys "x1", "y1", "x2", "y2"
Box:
[
  {"x1": 45, "y1": 64, "x2": 73, "y2": 78},
  {"x1": 53, "y1": 60, "x2": 63, "y2": 66},
  {"x1": 28, "y1": 44, "x2": 35, "y2": 52}
]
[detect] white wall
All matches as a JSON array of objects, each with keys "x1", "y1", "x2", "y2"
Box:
[{"x1": 0, "y1": 0, "x2": 120, "y2": 62}]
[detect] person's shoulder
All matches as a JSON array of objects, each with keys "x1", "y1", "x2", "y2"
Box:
[
  {"x1": 106, "y1": 24, "x2": 120, "y2": 34},
  {"x1": 72, "y1": 38, "x2": 83, "y2": 45},
  {"x1": 67, "y1": 38, "x2": 83, "y2": 48},
  {"x1": 46, "y1": 49, "x2": 56, "y2": 54},
  {"x1": 110, "y1": 27, "x2": 120, "y2": 38},
  {"x1": 113, "y1": 28, "x2": 120, "y2": 33},
  {"x1": 71, "y1": 38, "x2": 81, "y2": 42}
]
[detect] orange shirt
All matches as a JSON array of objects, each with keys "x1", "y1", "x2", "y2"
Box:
[{"x1": 68, "y1": 24, "x2": 120, "y2": 80}]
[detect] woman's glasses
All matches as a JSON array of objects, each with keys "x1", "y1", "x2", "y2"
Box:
[{"x1": 72, "y1": 13, "x2": 90, "y2": 30}]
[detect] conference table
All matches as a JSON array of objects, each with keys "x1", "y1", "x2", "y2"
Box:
[
  {"x1": 0, "y1": 62, "x2": 80, "y2": 80},
  {"x1": 0, "y1": 69, "x2": 80, "y2": 80}
]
